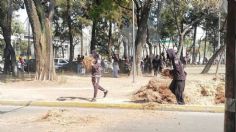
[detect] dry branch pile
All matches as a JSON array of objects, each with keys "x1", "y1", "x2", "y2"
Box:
[
  {"x1": 38, "y1": 109, "x2": 98, "y2": 125},
  {"x1": 215, "y1": 83, "x2": 225, "y2": 104},
  {"x1": 133, "y1": 78, "x2": 175, "y2": 104},
  {"x1": 199, "y1": 81, "x2": 225, "y2": 104},
  {"x1": 82, "y1": 56, "x2": 94, "y2": 73},
  {"x1": 161, "y1": 69, "x2": 173, "y2": 79}
]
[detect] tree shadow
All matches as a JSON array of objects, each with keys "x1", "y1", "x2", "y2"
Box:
[
  {"x1": 0, "y1": 73, "x2": 35, "y2": 83},
  {"x1": 0, "y1": 101, "x2": 32, "y2": 114},
  {"x1": 57, "y1": 96, "x2": 92, "y2": 102}
]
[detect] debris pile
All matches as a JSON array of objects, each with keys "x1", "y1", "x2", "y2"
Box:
[
  {"x1": 38, "y1": 109, "x2": 98, "y2": 125},
  {"x1": 82, "y1": 56, "x2": 94, "y2": 73},
  {"x1": 198, "y1": 81, "x2": 225, "y2": 104},
  {"x1": 215, "y1": 83, "x2": 225, "y2": 104},
  {"x1": 161, "y1": 69, "x2": 173, "y2": 79},
  {"x1": 200, "y1": 83, "x2": 215, "y2": 96},
  {"x1": 133, "y1": 78, "x2": 175, "y2": 104}
]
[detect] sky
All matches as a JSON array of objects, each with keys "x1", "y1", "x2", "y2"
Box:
[{"x1": 14, "y1": 9, "x2": 28, "y2": 23}]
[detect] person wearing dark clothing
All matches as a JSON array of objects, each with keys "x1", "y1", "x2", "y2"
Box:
[
  {"x1": 166, "y1": 49, "x2": 186, "y2": 105},
  {"x1": 124, "y1": 56, "x2": 131, "y2": 76},
  {"x1": 91, "y1": 50, "x2": 108, "y2": 102},
  {"x1": 159, "y1": 56, "x2": 164, "y2": 72},
  {"x1": 144, "y1": 55, "x2": 151, "y2": 73},
  {"x1": 152, "y1": 55, "x2": 160, "y2": 76}
]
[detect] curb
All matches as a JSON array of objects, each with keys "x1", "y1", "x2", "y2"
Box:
[{"x1": 0, "y1": 100, "x2": 224, "y2": 113}]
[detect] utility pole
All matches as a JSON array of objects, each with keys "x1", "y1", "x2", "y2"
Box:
[
  {"x1": 225, "y1": 0, "x2": 236, "y2": 131},
  {"x1": 132, "y1": 0, "x2": 135, "y2": 83}
]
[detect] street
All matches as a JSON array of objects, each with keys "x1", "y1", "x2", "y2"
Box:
[{"x1": 0, "y1": 105, "x2": 223, "y2": 132}]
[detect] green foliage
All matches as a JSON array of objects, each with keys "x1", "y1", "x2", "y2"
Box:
[
  {"x1": 12, "y1": 19, "x2": 25, "y2": 34},
  {"x1": 54, "y1": 0, "x2": 91, "y2": 39},
  {"x1": 89, "y1": 0, "x2": 131, "y2": 26},
  {"x1": 19, "y1": 40, "x2": 28, "y2": 54},
  {"x1": 0, "y1": 0, "x2": 24, "y2": 26},
  {"x1": 159, "y1": 7, "x2": 176, "y2": 38},
  {"x1": 159, "y1": 0, "x2": 222, "y2": 41}
]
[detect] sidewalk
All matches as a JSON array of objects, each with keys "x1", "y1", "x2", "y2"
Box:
[{"x1": 0, "y1": 74, "x2": 224, "y2": 113}]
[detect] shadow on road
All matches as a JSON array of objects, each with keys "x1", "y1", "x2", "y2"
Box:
[
  {"x1": 0, "y1": 101, "x2": 32, "y2": 114},
  {"x1": 57, "y1": 96, "x2": 92, "y2": 102}
]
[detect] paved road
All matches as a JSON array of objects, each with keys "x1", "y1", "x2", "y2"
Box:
[{"x1": 0, "y1": 106, "x2": 223, "y2": 132}]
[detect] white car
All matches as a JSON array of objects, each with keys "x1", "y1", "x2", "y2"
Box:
[{"x1": 54, "y1": 58, "x2": 69, "y2": 70}]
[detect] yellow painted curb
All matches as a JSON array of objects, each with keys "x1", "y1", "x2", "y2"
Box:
[{"x1": 0, "y1": 100, "x2": 224, "y2": 113}]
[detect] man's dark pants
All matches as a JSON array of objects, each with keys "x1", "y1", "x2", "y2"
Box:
[{"x1": 169, "y1": 80, "x2": 185, "y2": 105}]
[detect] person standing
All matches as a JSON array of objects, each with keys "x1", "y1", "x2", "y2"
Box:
[
  {"x1": 112, "y1": 54, "x2": 120, "y2": 78},
  {"x1": 166, "y1": 49, "x2": 186, "y2": 105},
  {"x1": 152, "y1": 55, "x2": 160, "y2": 76},
  {"x1": 77, "y1": 55, "x2": 82, "y2": 74},
  {"x1": 91, "y1": 50, "x2": 108, "y2": 102},
  {"x1": 19, "y1": 56, "x2": 25, "y2": 72}
]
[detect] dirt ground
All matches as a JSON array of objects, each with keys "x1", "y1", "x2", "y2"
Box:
[{"x1": 0, "y1": 65, "x2": 225, "y2": 106}]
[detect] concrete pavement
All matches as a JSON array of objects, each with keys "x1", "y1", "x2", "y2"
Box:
[
  {"x1": 0, "y1": 106, "x2": 224, "y2": 132},
  {"x1": 0, "y1": 74, "x2": 225, "y2": 113}
]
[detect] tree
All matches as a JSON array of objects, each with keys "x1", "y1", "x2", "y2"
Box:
[
  {"x1": 225, "y1": 1, "x2": 236, "y2": 131},
  {"x1": 24, "y1": 0, "x2": 56, "y2": 80},
  {"x1": 162, "y1": 0, "x2": 220, "y2": 58},
  {"x1": 133, "y1": 0, "x2": 153, "y2": 75},
  {"x1": 200, "y1": 1, "x2": 226, "y2": 73},
  {"x1": 54, "y1": 0, "x2": 91, "y2": 61},
  {"x1": 0, "y1": 0, "x2": 23, "y2": 76}
]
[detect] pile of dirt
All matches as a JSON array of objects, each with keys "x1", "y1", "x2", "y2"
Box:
[
  {"x1": 38, "y1": 109, "x2": 98, "y2": 125},
  {"x1": 198, "y1": 81, "x2": 225, "y2": 104},
  {"x1": 215, "y1": 83, "x2": 225, "y2": 104},
  {"x1": 133, "y1": 78, "x2": 175, "y2": 104},
  {"x1": 199, "y1": 83, "x2": 215, "y2": 96}
]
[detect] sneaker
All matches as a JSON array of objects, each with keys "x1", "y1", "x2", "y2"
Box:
[
  {"x1": 91, "y1": 98, "x2": 96, "y2": 102},
  {"x1": 103, "y1": 90, "x2": 108, "y2": 98},
  {"x1": 177, "y1": 101, "x2": 185, "y2": 105}
]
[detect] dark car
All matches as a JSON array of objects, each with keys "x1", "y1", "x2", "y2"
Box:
[{"x1": 24, "y1": 59, "x2": 36, "y2": 72}]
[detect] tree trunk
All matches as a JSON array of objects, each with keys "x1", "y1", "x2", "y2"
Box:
[
  {"x1": 198, "y1": 39, "x2": 202, "y2": 64},
  {"x1": 159, "y1": 42, "x2": 162, "y2": 55},
  {"x1": 192, "y1": 25, "x2": 197, "y2": 64},
  {"x1": 123, "y1": 39, "x2": 128, "y2": 58},
  {"x1": 224, "y1": 1, "x2": 236, "y2": 131},
  {"x1": 90, "y1": 20, "x2": 97, "y2": 53},
  {"x1": 177, "y1": 34, "x2": 184, "y2": 57},
  {"x1": 61, "y1": 46, "x2": 65, "y2": 58},
  {"x1": 203, "y1": 30, "x2": 208, "y2": 64},
  {"x1": 108, "y1": 20, "x2": 112, "y2": 61},
  {"x1": 135, "y1": 0, "x2": 153, "y2": 76},
  {"x1": 1, "y1": 0, "x2": 17, "y2": 76},
  {"x1": 215, "y1": 51, "x2": 223, "y2": 76},
  {"x1": 128, "y1": 34, "x2": 131, "y2": 57},
  {"x1": 2, "y1": 28, "x2": 17, "y2": 76},
  {"x1": 146, "y1": 28, "x2": 153, "y2": 55},
  {"x1": 67, "y1": 0, "x2": 74, "y2": 62},
  {"x1": 80, "y1": 25, "x2": 83, "y2": 55},
  {"x1": 201, "y1": 44, "x2": 225, "y2": 74},
  {"x1": 24, "y1": 0, "x2": 56, "y2": 80}
]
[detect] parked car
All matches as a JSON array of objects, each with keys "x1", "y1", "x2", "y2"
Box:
[{"x1": 54, "y1": 58, "x2": 69, "y2": 70}]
